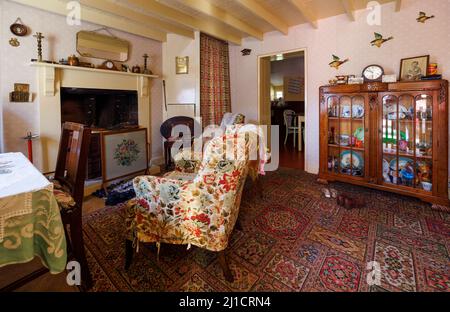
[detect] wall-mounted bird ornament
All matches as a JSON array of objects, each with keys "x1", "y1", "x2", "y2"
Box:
[
  {"x1": 329, "y1": 55, "x2": 349, "y2": 69},
  {"x1": 371, "y1": 32, "x2": 393, "y2": 48},
  {"x1": 417, "y1": 12, "x2": 435, "y2": 23},
  {"x1": 241, "y1": 48, "x2": 252, "y2": 56}
]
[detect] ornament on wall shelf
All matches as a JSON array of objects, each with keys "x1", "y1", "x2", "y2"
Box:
[
  {"x1": 371, "y1": 32, "x2": 393, "y2": 48},
  {"x1": 329, "y1": 55, "x2": 349, "y2": 69},
  {"x1": 9, "y1": 83, "x2": 32, "y2": 102},
  {"x1": 416, "y1": 12, "x2": 435, "y2": 23},
  {"x1": 9, "y1": 37, "x2": 20, "y2": 47},
  {"x1": 241, "y1": 48, "x2": 251, "y2": 56}
]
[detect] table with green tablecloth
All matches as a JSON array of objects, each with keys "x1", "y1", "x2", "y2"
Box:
[{"x1": 0, "y1": 153, "x2": 67, "y2": 274}]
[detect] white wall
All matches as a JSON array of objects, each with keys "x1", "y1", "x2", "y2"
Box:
[
  {"x1": 0, "y1": 1, "x2": 163, "y2": 163},
  {"x1": 162, "y1": 32, "x2": 200, "y2": 120},
  {"x1": 229, "y1": 0, "x2": 450, "y2": 174}
]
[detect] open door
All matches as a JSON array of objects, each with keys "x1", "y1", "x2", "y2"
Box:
[{"x1": 259, "y1": 56, "x2": 272, "y2": 149}]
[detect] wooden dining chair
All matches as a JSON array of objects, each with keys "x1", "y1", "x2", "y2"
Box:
[
  {"x1": 283, "y1": 109, "x2": 298, "y2": 147},
  {"x1": 53, "y1": 122, "x2": 92, "y2": 290}
]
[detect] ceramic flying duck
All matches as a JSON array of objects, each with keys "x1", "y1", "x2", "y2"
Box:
[
  {"x1": 417, "y1": 12, "x2": 435, "y2": 23},
  {"x1": 371, "y1": 32, "x2": 393, "y2": 48},
  {"x1": 329, "y1": 55, "x2": 349, "y2": 69}
]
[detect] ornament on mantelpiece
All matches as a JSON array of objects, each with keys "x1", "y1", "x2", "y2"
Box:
[
  {"x1": 329, "y1": 55, "x2": 349, "y2": 69},
  {"x1": 33, "y1": 32, "x2": 45, "y2": 62},
  {"x1": 131, "y1": 65, "x2": 141, "y2": 73},
  {"x1": 370, "y1": 32, "x2": 393, "y2": 48},
  {"x1": 142, "y1": 53, "x2": 153, "y2": 75},
  {"x1": 416, "y1": 12, "x2": 435, "y2": 23}
]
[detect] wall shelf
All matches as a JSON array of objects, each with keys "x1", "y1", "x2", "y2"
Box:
[{"x1": 29, "y1": 62, "x2": 159, "y2": 79}]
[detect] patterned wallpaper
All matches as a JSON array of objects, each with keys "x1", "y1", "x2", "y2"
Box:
[
  {"x1": 229, "y1": 0, "x2": 450, "y2": 174},
  {"x1": 0, "y1": 1, "x2": 163, "y2": 161}
]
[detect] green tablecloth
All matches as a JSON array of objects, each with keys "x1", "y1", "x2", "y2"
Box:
[{"x1": 0, "y1": 188, "x2": 67, "y2": 274}]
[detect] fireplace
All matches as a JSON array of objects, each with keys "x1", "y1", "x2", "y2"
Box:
[
  {"x1": 60, "y1": 88, "x2": 139, "y2": 179},
  {"x1": 31, "y1": 63, "x2": 154, "y2": 175},
  {"x1": 60, "y1": 88, "x2": 138, "y2": 129}
]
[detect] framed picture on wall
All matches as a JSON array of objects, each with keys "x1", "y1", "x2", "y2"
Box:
[
  {"x1": 399, "y1": 55, "x2": 429, "y2": 81},
  {"x1": 101, "y1": 128, "x2": 148, "y2": 184},
  {"x1": 176, "y1": 56, "x2": 189, "y2": 74}
]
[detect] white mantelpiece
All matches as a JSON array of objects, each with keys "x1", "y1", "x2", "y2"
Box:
[{"x1": 30, "y1": 62, "x2": 158, "y2": 173}]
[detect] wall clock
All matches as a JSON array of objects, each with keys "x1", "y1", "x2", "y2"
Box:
[{"x1": 362, "y1": 65, "x2": 384, "y2": 82}]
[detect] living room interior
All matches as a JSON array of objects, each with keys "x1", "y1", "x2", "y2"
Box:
[{"x1": 0, "y1": 0, "x2": 449, "y2": 295}]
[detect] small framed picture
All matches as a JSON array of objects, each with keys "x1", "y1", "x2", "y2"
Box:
[
  {"x1": 399, "y1": 55, "x2": 429, "y2": 81},
  {"x1": 176, "y1": 56, "x2": 189, "y2": 74}
]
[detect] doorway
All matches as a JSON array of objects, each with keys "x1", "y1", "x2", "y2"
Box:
[{"x1": 258, "y1": 49, "x2": 306, "y2": 170}]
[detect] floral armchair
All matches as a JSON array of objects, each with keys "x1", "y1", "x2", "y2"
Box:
[{"x1": 125, "y1": 125, "x2": 263, "y2": 281}]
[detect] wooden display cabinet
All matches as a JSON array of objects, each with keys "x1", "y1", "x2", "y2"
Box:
[{"x1": 319, "y1": 80, "x2": 449, "y2": 205}]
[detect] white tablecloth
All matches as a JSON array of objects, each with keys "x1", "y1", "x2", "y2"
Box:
[{"x1": 0, "y1": 153, "x2": 52, "y2": 241}]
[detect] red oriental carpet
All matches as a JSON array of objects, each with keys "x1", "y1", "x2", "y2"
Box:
[{"x1": 83, "y1": 168, "x2": 450, "y2": 292}]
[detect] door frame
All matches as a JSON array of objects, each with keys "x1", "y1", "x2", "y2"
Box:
[{"x1": 257, "y1": 47, "x2": 308, "y2": 167}]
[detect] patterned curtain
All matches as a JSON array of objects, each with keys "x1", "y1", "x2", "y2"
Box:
[{"x1": 200, "y1": 33, "x2": 231, "y2": 127}]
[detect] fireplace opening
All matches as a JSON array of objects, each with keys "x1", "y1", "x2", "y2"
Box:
[
  {"x1": 60, "y1": 87, "x2": 138, "y2": 130},
  {"x1": 60, "y1": 87, "x2": 139, "y2": 180}
]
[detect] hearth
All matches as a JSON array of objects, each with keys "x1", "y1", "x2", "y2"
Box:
[{"x1": 61, "y1": 88, "x2": 139, "y2": 179}]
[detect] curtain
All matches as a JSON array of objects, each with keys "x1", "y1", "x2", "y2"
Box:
[{"x1": 200, "y1": 33, "x2": 231, "y2": 127}]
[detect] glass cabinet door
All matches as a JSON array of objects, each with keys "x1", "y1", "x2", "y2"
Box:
[
  {"x1": 415, "y1": 94, "x2": 433, "y2": 192},
  {"x1": 327, "y1": 95, "x2": 365, "y2": 178},
  {"x1": 381, "y1": 93, "x2": 433, "y2": 192}
]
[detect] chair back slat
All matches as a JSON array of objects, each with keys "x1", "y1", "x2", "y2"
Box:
[{"x1": 54, "y1": 122, "x2": 91, "y2": 206}]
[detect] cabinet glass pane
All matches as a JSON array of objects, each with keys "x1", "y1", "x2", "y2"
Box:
[
  {"x1": 415, "y1": 94, "x2": 433, "y2": 192},
  {"x1": 350, "y1": 96, "x2": 365, "y2": 177},
  {"x1": 351, "y1": 96, "x2": 365, "y2": 150},
  {"x1": 398, "y1": 95, "x2": 415, "y2": 157},
  {"x1": 327, "y1": 96, "x2": 339, "y2": 174},
  {"x1": 382, "y1": 95, "x2": 401, "y2": 184},
  {"x1": 339, "y1": 96, "x2": 352, "y2": 175},
  {"x1": 327, "y1": 95, "x2": 365, "y2": 178}
]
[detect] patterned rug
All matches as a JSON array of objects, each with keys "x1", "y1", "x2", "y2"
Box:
[{"x1": 83, "y1": 168, "x2": 450, "y2": 292}]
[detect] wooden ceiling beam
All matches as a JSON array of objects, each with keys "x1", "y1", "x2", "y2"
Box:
[
  {"x1": 236, "y1": 0, "x2": 289, "y2": 35},
  {"x1": 180, "y1": 0, "x2": 264, "y2": 40},
  {"x1": 126, "y1": 0, "x2": 242, "y2": 45},
  {"x1": 10, "y1": 0, "x2": 167, "y2": 42},
  {"x1": 289, "y1": 0, "x2": 318, "y2": 29},
  {"x1": 395, "y1": 0, "x2": 402, "y2": 12},
  {"x1": 341, "y1": 0, "x2": 356, "y2": 21},
  {"x1": 80, "y1": 0, "x2": 194, "y2": 39}
]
